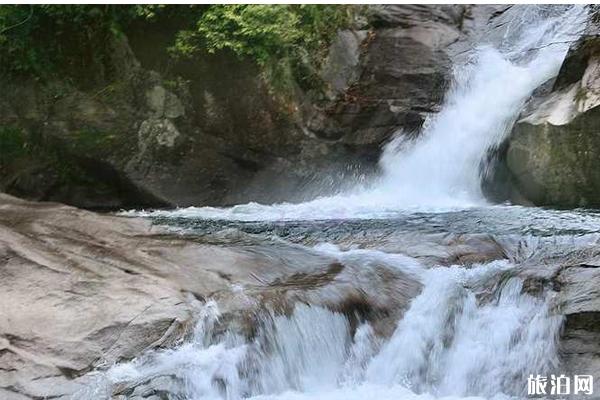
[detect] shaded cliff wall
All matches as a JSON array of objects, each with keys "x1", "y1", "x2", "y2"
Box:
[
  {"x1": 0, "y1": 5, "x2": 504, "y2": 209},
  {"x1": 490, "y1": 8, "x2": 600, "y2": 208}
]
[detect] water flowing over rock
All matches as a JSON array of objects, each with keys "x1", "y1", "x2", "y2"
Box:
[
  {"x1": 0, "y1": 5, "x2": 533, "y2": 209},
  {"x1": 4, "y1": 194, "x2": 600, "y2": 399},
  {"x1": 0, "y1": 194, "x2": 423, "y2": 399},
  {"x1": 3, "y1": 5, "x2": 600, "y2": 400},
  {"x1": 72, "y1": 216, "x2": 600, "y2": 400},
  {"x1": 1, "y1": 5, "x2": 599, "y2": 210},
  {"x1": 494, "y1": 8, "x2": 600, "y2": 207}
]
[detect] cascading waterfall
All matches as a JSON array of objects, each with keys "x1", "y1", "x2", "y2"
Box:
[
  {"x1": 80, "y1": 254, "x2": 563, "y2": 400},
  {"x1": 364, "y1": 263, "x2": 562, "y2": 397},
  {"x1": 101, "y1": 5, "x2": 591, "y2": 400},
  {"x1": 126, "y1": 5, "x2": 587, "y2": 221},
  {"x1": 372, "y1": 5, "x2": 587, "y2": 208}
]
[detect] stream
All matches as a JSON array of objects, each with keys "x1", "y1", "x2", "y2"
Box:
[{"x1": 80, "y1": 5, "x2": 596, "y2": 400}]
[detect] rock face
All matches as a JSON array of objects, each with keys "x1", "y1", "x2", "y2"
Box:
[
  {"x1": 9, "y1": 5, "x2": 595, "y2": 210},
  {"x1": 2, "y1": 193, "x2": 600, "y2": 398},
  {"x1": 498, "y1": 14, "x2": 600, "y2": 207},
  {"x1": 543, "y1": 243, "x2": 600, "y2": 389},
  {"x1": 508, "y1": 237, "x2": 600, "y2": 389},
  {"x1": 0, "y1": 5, "x2": 508, "y2": 209},
  {"x1": 0, "y1": 193, "x2": 420, "y2": 399},
  {"x1": 307, "y1": 5, "x2": 462, "y2": 146},
  {"x1": 556, "y1": 262, "x2": 600, "y2": 384},
  {"x1": 0, "y1": 193, "x2": 224, "y2": 399}
]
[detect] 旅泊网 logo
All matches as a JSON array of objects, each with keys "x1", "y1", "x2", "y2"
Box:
[{"x1": 527, "y1": 374, "x2": 594, "y2": 396}]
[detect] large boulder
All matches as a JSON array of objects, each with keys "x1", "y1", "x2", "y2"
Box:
[
  {"x1": 500, "y1": 15, "x2": 600, "y2": 207},
  {"x1": 0, "y1": 193, "x2": 227, "y2": 398},
  {"x1": 307, "y1": 5, "x2": 464, "y2": 147},
  {"x1": 0, "y1": 193, "x2": 420, "y2": 399}
]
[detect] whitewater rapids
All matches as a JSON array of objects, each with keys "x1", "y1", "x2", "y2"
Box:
[
  {"x1": 99, "y1": 5, "x2": 592, "y2": 400},
  {"x1": 79, "y1": 246, "x2": 564, "y2": 400}
]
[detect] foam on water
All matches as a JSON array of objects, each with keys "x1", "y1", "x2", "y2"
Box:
[
  {"x1": 122, "y1": 5, "x2": 586, "y2": 222},
  {"x1": 77, "y1": 251, "x2": 562, "y2": 400},
  {"x1": 93, "y1": 6, "x2": 589, "y2": 400}
]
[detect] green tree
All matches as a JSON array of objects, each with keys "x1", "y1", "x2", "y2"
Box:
[
  {"x1": 0, "y1": 5, "x2": 141, "y2": 76},
  {"x1": 172, "y1": 5, "x2": 356, "y2": 93},
  {"x1": 0, "y1": 5, "x2": 357, "y2": 92}
]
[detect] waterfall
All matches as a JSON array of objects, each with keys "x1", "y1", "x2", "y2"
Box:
[
  {"x1": 373, "y1": 5, "x2": 586, "y2": 208},
  {"x1": 124, "y1": 5, "x2": 587, "y2": 221},
  {"x1": 96, "y1": 6, "x2": 590, "y2": 400},
  {"x1": 364, "y1": 263, "x2": 562, "y2": 397},
  {"x1": 81, "y1": 254, "x2": 563, "y2": 400}
]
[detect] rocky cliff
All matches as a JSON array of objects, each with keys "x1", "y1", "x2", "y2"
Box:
[
  {"x1": 4, "y1": 5, "x2": 599, "y2": 209},
  {"x1": 495, "y1": 9, "x2": 600, "y2": 207},
  {"x1": 0, "y1": 5, "x2": 508, "y2": 209}
]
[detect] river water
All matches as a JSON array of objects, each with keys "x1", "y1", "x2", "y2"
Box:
[{"x1": 87, "y1": 5, "x2": 597, "y2": 400}]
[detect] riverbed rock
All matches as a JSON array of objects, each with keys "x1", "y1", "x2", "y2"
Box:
[
  {"x1": 498, "y1": 13, "x2": 600, "y2": 207},
  {"x1": 512, "y1": 232, "x2": 600, "y2": 391},
  {"x1": 0, "y1": 193, "x2": 421, "y2": 399},
  {"x1": 0, "y1": 193, "x2": 224, "y2": 398},
  {"x1": 555, "y1": 255, "x2": 600, "y2": 388}
]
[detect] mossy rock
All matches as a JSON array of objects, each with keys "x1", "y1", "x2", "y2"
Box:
[{"x1": 507, "y1": 106, "x2": 600, "y2": 207}]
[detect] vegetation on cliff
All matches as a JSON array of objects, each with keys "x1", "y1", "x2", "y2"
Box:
[
  {"x1": 171, "y1": 5, "x2": 356, "y2": 92},
  {"x1": 0, "y1": 5, "x2": 134, "y2": 77},
  {"x1": 0, "y1": 5, "x2": 360, "y2": 208},
  {"x1": 0, "y1": 4, "x2": 355, "y2": 91}
]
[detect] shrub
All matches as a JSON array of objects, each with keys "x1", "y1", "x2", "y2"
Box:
[
  {"x1": 172, "y1": 5, "x2": 356, "y2": 93},
  {"x1": 0, "y1": 5, "x2": 142, "y2": 77},
  {"x1": 1, "y1": 5, "x2": 357, "y2": 93}
]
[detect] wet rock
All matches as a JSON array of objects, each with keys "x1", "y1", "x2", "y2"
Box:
[
  {"x1": 51, "y1": 91, "x2": 119, "y2": 133},
  {"x1": 495, "y1": 13, "x2": 600, "y2": 207},
  {"x1": 380, "y1": 233, "x2": 508, "y2": 266},
  {"x1": 0, "y1": 194, "x2": 223, "y2": 398},
  {"x1": 551, "y1": 248, "x2": 600, "y2": 387},
  {"x1": 321, "y1": 30, "x2": 368, "y2": 99},
  {"x1": 137, "y1": 118, "x2": 182, "y2": 154},
  {"x1": 311, "y1": 5, "x2": 463, "y2": 148},
  {"x1": 557, "y1": 265, "x2": 600, "y2": 314},
  {"x1": 0, "y1": 194, "x2": 422, "y2": 398},
  {"x1": 0, "y1": 5, "x2": 507, "y2": 209},
  {"x1": 125, "y1": 375, "x2": 185, "y2": 399},
  {"x1": 146, "y1": 85, "x2": 185, "y2": 119}
]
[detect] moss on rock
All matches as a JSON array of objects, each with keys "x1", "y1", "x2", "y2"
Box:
[{"x1": 507, "y1": 107, "x2": 600, "y2": 207}]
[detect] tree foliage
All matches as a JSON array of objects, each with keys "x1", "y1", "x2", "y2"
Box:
[
  {"x1": 173, "y1": 5, "x2": 355, "y2": 92},
  {"x1": 0, "y1": 5, "x2": 141, "y2": 76},
  {"x1": 0, "y1": 5, "x2": 356, "y2": 91}
]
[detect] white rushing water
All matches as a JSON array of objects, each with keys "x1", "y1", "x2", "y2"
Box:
[
  {"x1": 80, "y1": 250, "x2": 563, "y2": 400},
  {"x1": 95, "y1": 6, "x2": 589, "y2": 400},
  {"x1": 124, "y1": 5, "x2": 587, "y2": 221}
]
